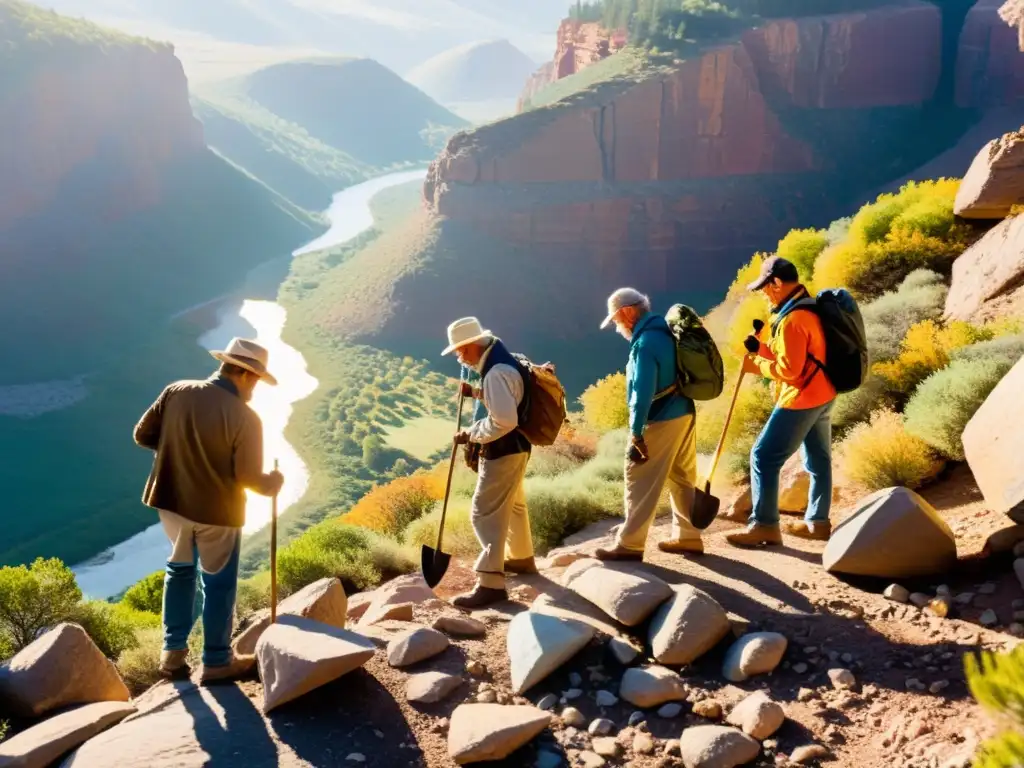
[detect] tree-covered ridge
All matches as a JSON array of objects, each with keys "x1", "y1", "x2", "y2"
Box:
[{"x1": 0, "y1": 0, "x2": 163, "y2": 58}]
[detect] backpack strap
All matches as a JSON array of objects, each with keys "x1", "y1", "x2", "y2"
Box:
[
  {"x1": 638, "y1": 326, "x2": 684, "y2": 402},
  {"x1": 769, "y1": 299, "x2": 825, "y2": 385}
]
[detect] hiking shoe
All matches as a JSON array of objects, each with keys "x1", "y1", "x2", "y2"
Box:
[
  {"x1": 159, "y1": 649, "x2": 190, "y2": 680},
  {"x1": 594, "y1": 545, "x2": 644, "y2": 562},
  {"x1": 452, "y1": 586, "x2": 508, "y2": 611},
  {"x1": 504, "y1": 557, "x2": 539, "y2": 575},
  {"x1": 657, "y1": 538, "x2": 705, "y2": 555},
  {"x1": 787, "y1": 521, "x2": 832, "y2": 541},
  {"x1": 197, "y1": 654, "x2": 257, "y2": 685},
  {"x1": 726, "y1": 524, "x2": 783, "y2": 548}
]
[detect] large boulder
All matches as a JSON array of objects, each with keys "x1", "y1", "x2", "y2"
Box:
[
  {"x1": 0, "y1": 624, "x2": 130, "y2": 718},
  {"x1": 387, "y1": 627, "x2": 450, "y2": 667},
  {"x1": 963, "y1": 355, "x2": 1024, "y2": 523},
  {"x1": 406, "y1": 671, "x2": 463, "y2": 704},
  {"x1": 678, "y1": 725, "x2": 760, "y2": 768},
  {"x1": 507, "y1": 611, "x2": 595, "y2": 694},
  {"x1": 944, "y1": 214, "x2": 1024, "y2": 322},
  {"x1": 233, "y1": 577, "x2": 349, "y2": 655},
  {"x1": 561, "y1": 560, "x2": 672, "y2": 627},
  {"x1": 649, "y1": 585, "x2": 731, "y2": 666},
  {"x1": 954, "y1": 129, "x2": 1024, "y2": 219},
  {"x1": 0, "y1": 701, "x2": 135, "y2": 768},
  {"x1": 359, "y1": 574, "x2": 435, "y2": 628},
  {"x1": 256, "y1": 616, "x2": 376, "y2": 713},
  {"x1": 722, "y1": 633, "x2": 788, "y2": 683},
  {"x1": 619, "y1": 665, "x2": 687, "y2": 708},
  {"x1": 823, "y1": 487, "x2": 957, "y2": 578},
  {"x1": 448, "y1": 704, "x2": 551, "y2": 764}
]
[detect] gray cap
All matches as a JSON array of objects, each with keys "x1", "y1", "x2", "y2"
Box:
[{"x1": 600, "y1": 287, "x2": 648, "y2": 329}]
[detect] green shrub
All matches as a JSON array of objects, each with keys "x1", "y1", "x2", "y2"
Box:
[
  {"x1": 0, "y1": 719, "x2": 7, "y2": 743},
  {"x1": 861, "y1": 269, "x2": 947, "y2": 361},
  {"x1": 235, "y1": 571, "x2": 273, "y2": 617},
  {"x1": 525, "y1": 475, "x2": 619, "y2": 552},
  {"x1": 75, "y1": 601, "x2": 159, "y2": 660},
  {"x1": 950, "y1": 334, "x2": 1024, "y2": 367},
  {"x1": 596, "y1": 428, "x2": 629, "y2": 461},
  {"x1": 0, "y1": 557, "x2": 81, "y2": 652},
  {"x1": 832, "y1": 374, "x2": 893, "y2": 432},
  {"x1": 277, "y1": 521, "x2": 415, "y2": 595},
  {"x1": 121, "y1": 571, "x2": 164, "y2": 614},
  {"x1": 775, "y1": 227, "x2": 828, "y2": 282},
  {"x1": 116, "y1": 627, "x2": 163, "y2": 695},
  {"x1": 838, "y1": 409, "x2": 940, "y2": 491},
  {"x1": 905, "y1": 354, "x2": 1018, "y2": 461},
  {"x1": 966, "y1": 646, "x2": 1024, "y2": 768},
  {"x1": 403, "y1": 500, "x2": 480, "y2": 559}
]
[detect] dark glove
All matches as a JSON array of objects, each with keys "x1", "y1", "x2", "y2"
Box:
[
  {"x1": 627, "y1": 436, "x2": 649, "y2": 464},
  {"x1": 744, "y1": 335, "x2": 760, "y2": 354}
]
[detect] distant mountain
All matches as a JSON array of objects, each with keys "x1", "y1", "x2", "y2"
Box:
[{"x1": 406, "y1": 39, "x2": 539, "y2": 103}]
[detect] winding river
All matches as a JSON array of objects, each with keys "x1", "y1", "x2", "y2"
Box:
[{"x1": 72, "y1": 168, "x2": 428, "y2": 599}]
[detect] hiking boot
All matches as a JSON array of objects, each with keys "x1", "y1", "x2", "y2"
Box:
[
  {"x1": 726, "y1": 524, "x2": 783, "y2": 548},
  {"x1": 159, "y1": 649, "x2": 190, "y2": 680},
  {"x1": 504, "y1": 557, "x2": 539, "y2": 575},
  {"x1": 452, "y1": 586, "x2": 508, "y2": 611},
  {"x1": 197, "y1": 654, "x2": 257, "y2": 685},
  {"x1": 787, "y1": 520, "x2": 832, "y2": 541},
  {"x1": 594, "y1": 545, "x2": 644, "y2": 562},
  {"x1": 657, "y1": 538, "x2": 705, "y2": 555}
]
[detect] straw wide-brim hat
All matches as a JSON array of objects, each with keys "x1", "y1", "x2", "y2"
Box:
[
  {"x1": 442, "y1": 317, "x2": 492, "y2": 356},
  {"x1": 210, "y1": 337, "x2": 278, "y2": 386}
]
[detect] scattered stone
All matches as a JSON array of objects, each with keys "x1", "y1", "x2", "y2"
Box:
[
  {"x1": 979, "y1": 583, "x2": 998, "y2": 595},
  {"x1": 664, "y1": 739, "x2": 682, "y2": 756},
  {"x1": 477, "y1": 690, "x2": 498, "y2": 703},
  {"x1": 346, "y1": 754, "x2": 366, "y2": 763},
  {"x1": 448, "y1": 704, "x2": 552, "y2": 764},
  {"x1": 678, "y1": 725, "x2": 760, "y2": 768},
  {"x1": 360, "y1": 574, "x2": 435, "y2": 627},
  {"x1": 234, "y1": 577, "x2": 350, "y2": 654},
  {"x1": 387, "y1": 627, "x2": 450, "y2": 667},
  {"x1": 407, "y1": 671, "x2": 463, "y2": 704},
  {"x1": 589, "y1": 718, "x2": 615, "y2": 736},
  {"x1": 648, "y1": 585, "x2": 731, "y2": 665},
  {"x1": 547, "y1": 550, "x2": 588, "y2": 568},
  {"x1": 792, "y1": 663, "x2": 809, "y2": 674},
  {"x1": 790, "y1": 744, "x2": 829, "y2": 764},
  {"x1": 629, "y1": 711, "x2": 646, "y2": 726},
  {"x1": 822, "y1": 487, "x2": 957, "y2": 579},
  {"x1": 930, "y1": 680, "x2": 951, "y2": 694},
  {"x1": 619, "y1": 665, "x2": 687, "y2": 708},
  {"x1": 592, "y1": 737, "x2": 622, "y2": 758},
  {"x1": 955, "y1": 593, "x2": 976, "y2": 606},
  {"x1": 693, "y1": 700, "x2": 724, "y2": 720},
  {"x1": 564, "y1": 689, "x2": 583, "y2": 700},
  {"x1": 257, "y1": 617, "x2": 376, "y2": 713},
  {"x1": 909, "y1": 593, "x2": 932, "y2": 608},
  {"x1": 928, "y1": 597, "x2": 951, "y2": 618},
  {"x1": 0, "y1": 701, "x2": 135, "y2": 768},
  {"x1": 980, "y1": 609, "x2": 999, "y2": 627},
  {"x1": 346, "y1": 591, "x2": 375, "y2": 622},
  {"x1": 727, "y1": 691, "x2": 786, "y2": 740},
  {"x1": 537, "y1": 694, "x2": 559, "y2": 711},
  {"x1": 828, "y1": 669, "x2": 856, "y2": 690},
  {"x1": 634, "y1": 732, "x2": 657, "y2": 754},
  {"x1": 658, "y1": 703, "x2": 683, "y2": 718},
  {"x1": 609, "y1": 637, "x2": 641, "y2": 666},
  {"x1": 796, "y1": 688, "x2": 816, "y2": 703},
  {"x1": 884, "y1": 584, "x2": 910, "y2": 603},
  {"x1": 580, "y1": 752, "x2": 606, "y2": 768},
  {"x1": 433, "y1": 615, "x2": 488, "y2": 638},
  {"x1": 905, "y1": 678, "x2": 925, "y2": 692},
  {"x1": 595, "y1": 690, "x2": 619, "y2": 707},
  {"x1": 466, "y1": 660, "x2": 487, "y2": 677},
  {"x1": 561, "y1": 707, "x2": 586, "y2": 728},
  {"x1": 840, "y1": 653, "x2": 853, "y2": 664},
  {"x1": 723, "y1": 632, "x2": 788, "y2": 683},
  {"x1": 562, "y1": 560, "x2": 673, "y2": 626},
  {"x1": 1010, "y1": 623, "x2": 1024, "y2": 637},
  {"x1": 507, "y1": 611, "x2": 595, "y2": 694},
  {"x1": 590, "y1": 670, "x2": 609, "y2": 683},
  {"x1": 0, "y1": 623, "x2": 130, "y2": 718}
]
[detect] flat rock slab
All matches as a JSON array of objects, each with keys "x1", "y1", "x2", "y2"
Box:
[
  {"x1": 448, "y1": 704, "x2": 552, "y2": 764},
  {"x1": 562, "y1": 560, "x2": 672, "y2": 627},
  {"x1": 432, "y1": 615, "x2": 488, "y2": 638},
  {"x1": 953, "y1": 129, "x2": 1024, "y2": 219},
  {"x1": 257, "y1": 616, "x2": 376, "y2": 713},
  {"x1": 649, "y1": 585, "x2": 730, "y2": 666},
  {"x1": 723, "y1": 633, "x2": 788, "y2": 683},
  {"x1": 619, "y1": 665, "x2": 687, "y2": 708},
  {"x1": 945, "y1": 214, "x2": 1024, "y2": 321},
  {"x1": 234, "y1": 577, "x2": 349, "y2": 655},
  {"x1": 529, "y1": 591, "x2": 622, "y2": 638},
  {"x1": 387, "y1": 627, "x2": 450, "y2": 667},
  {"x1": 679, "y1": 725, "x2": 760, "y2": 768},
  {"x1": 359, "y1": 574, "x2": 435, "y2": 628},
  {"x1": 507, "y1": 611, "x2": 595, "y2": 694},
  {"x1": 0, "y1": 701, "x2": 135, "y2": 768},
  {"x1": 406, "y1": 671, "x2": 463, "y2": 704},
  {"x1": 822, "y1": 487, "x2": 957, "y2": 579},
  {"x1": 354, "y1": 620, "x2": 416, "y2": 648},
  {"x1": 726, "y1": 691, "x2": 785, "y2": 740},
  {"x1": 963, "y1": 354, "x2": 1024, "y2": 523},
  {"x1": 0, "y1": 624, "x2": 130, "y2": 718}
]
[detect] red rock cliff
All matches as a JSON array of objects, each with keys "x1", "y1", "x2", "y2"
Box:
[
  {"x1": 958, "y1": 0, "x2": 1024, "y2": 105},
  {"x1": 0, "y1": 41, "x2": 204, "y2": 233}
]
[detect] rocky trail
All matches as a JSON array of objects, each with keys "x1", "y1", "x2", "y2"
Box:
[{"x1": 3, "y1": 468, "x2": 1022, "y2": 768}]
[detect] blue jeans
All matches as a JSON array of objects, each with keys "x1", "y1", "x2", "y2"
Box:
[
  {"x1": 750, "y1": 402, "x2": 834, "y2": 527},
  {"x1": 161, "y1": 511, "x2": 242, "y2": 667}
]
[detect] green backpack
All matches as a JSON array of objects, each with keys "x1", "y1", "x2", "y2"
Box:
[{"x1": 653, "y1": 304, "x2": 725, "y2": 402}]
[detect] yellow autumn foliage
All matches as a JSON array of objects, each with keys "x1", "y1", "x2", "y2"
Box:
[
  {"x1": 873, "y1": 319, "x2": 992, "y2": 394},
  {"x1": 341, "y1": 471, "x2": 445, "y2": 537},
  {"x1": 579, "y1": 372, "x2": 629, "y2": 433}
]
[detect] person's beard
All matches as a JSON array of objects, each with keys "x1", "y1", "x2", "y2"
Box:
[{"x1": 616, "y1": 323, "x2": 632, "y2": 341}]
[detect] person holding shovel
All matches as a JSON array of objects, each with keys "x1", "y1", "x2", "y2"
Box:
[
  {"x1": 133, "y1": 337, "x2": 284, "y2": 683},
  {"x1": 441, "y1": 317, "x2": 536, "y2": 610},
  {"x1": 594, "y1": 288, "x2": 703, "y2": 562},
  {"x1": 726, "y1": 257, "x2": 836, "y2": 548}
]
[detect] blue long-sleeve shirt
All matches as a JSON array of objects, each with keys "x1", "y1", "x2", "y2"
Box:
[{"x1": 627, "y1": 312, "x2": 694, "y2": 439}]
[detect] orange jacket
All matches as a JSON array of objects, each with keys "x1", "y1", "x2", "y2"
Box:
[{"x1": 753, "y1": 292, "x2": 837, "y2": 410}]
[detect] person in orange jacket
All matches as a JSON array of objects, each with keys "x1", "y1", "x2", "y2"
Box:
[{"x1": 726, "y1": 256, "x2": 837, "y2": 547}]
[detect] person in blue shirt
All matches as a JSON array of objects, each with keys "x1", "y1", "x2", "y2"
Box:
[{"x1": 595, "y1": 288, "x2": 702, "y2": 561}]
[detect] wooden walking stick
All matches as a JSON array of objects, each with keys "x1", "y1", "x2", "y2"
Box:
[{"x1": 270, "y1": 458, "x2": 280, "y2": 624}]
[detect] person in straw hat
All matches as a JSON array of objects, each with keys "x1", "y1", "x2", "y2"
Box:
[
  {"x1": 133, "y1": 337, "x2": 284, "y2": 683},
  {"x1": 442, "y1": 317, "x2": 537, "y2": 609},
  {"x1": 594, "y1": 288, "x2": 703, "y2": 561}
]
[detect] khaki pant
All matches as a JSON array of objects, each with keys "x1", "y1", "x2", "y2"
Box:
[
  {"x1": 159, "y1": 510, "x2": 240, "y2": 573},
  {"x1": 616, "y1": 414, "x2": 699, "y2": 552},
  {"x1": 470, "y1": 452, "x2": 533, "y2": 589}
]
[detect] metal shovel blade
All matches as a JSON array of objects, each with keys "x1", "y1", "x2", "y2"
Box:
[
  {"x1": 691, "y1": 485, "x2": 721, "y2": 530},
  {"x1": 421, "y1": 544, "x2": 452, "y2": 589}
]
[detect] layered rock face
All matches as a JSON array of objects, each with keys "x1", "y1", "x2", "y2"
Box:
[
  {"x1": 957, "y1": 0, "x2": 1024, "y2": 106},
  {"x1": 0, "y1": 42, "x2": 204, "y2": 233}
]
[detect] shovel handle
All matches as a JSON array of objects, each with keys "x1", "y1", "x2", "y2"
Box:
[
  {"x1": 703, "y1": 369, "x2": 747, "y2": 490},
  {"x1": 435, "y1": 390, "x2": 466, "y2": 554},
  {"x1": 270, "y1": 458, "x2": 279, "y2": 624}
]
